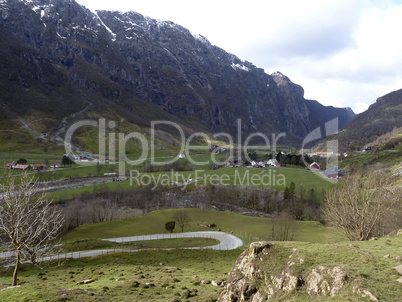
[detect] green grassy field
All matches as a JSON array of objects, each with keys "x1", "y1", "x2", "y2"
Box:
[
  {"x1": 0, "y1": 152, "x2": 62, "y2": 163},
  {"x1": 46, "y1": 166, "x2": 333, "y2": 201},
  {"x1": 340, "y1": 144, "x2": 402, "y2": 171},
  {"x1": 62, "y1": 208, "x2": 345, "y2": 244},
  {"x1": 256, "y1": 236, "x2": 402, "y2": 301},
  {"x1": 0, "y1": 249, "x2": 241, "y2": 301},
  {"x1": 0, "y1": 234, "x2": 400, "y2": 301}
]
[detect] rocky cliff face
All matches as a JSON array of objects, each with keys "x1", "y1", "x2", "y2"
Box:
[{"x1": 0, "y1": 0, "x2": 355, "y2": 146}]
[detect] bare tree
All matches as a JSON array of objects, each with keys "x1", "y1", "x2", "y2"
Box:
[
  {"x1": 322, "y1": 172, "x2": 398, "y2": 241},
  {"x1": 0, "y1": 173, "x2": 63, "y2": 286},
  {"x1": 270, "y1": 211, "x2": 296, "y2": 241},
  {"x1": 173, "y1": 210, "x2": 190, "y2": 232}
]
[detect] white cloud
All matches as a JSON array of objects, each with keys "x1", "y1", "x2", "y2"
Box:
[{"x1": 76, "y1": 0, "x2": 402, "y2": 113}]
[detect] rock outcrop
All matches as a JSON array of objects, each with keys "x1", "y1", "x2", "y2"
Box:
[
  {"x1": 306, "y1": 265, "x2": 347, "y2": 297},
  {"x1": 218, "y1": 242, "x2": 349, "y2": 301}
]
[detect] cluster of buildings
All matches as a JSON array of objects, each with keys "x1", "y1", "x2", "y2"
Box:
[
  {"x1": 65, "y1": 152, "x2": 111, "y2": 162},
  {"x1": 309, "y1": 162, "x2": 344, "y2": 179},
  {"x1": 226, "y1": 157, "x2": 345, "y2": 179},
  {"x1": 5, "y1": 162, "x2": 61, "y2": 171},
  {"x1": 226, "y1": 157, "x2": 281, "y2": 168},
  {"x1": 66, "y1": 152, "x2": 95, "y2": 161}
]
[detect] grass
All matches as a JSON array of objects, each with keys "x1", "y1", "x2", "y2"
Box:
[
  {"x1": 0, "y1": 234, "x2": 399, "y2": 301},
  {"x1": 46, "y1": 166, "x2": 333, "y2": 201},
  {"x1": 61, "y1": 208, "x2": 345, "y2": 244},
  {"x1": 340, "y1": 144, "x2": 402, "y2": 172},
  {"x1": 250, "y1": 236, "x2": 402, "y2": 301},
  {"x1": 0, "y1": 248, "x2": 241, "y2": 301},
  {"x1": 0, "y1": 152, "x2": 61, "y2": 163}
]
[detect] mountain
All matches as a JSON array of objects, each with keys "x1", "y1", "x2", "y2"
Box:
[
  {"x1": 329, "y1": 89, "x2": 402, "y2": 151},
  {"x1": 0, "y1": 0, "x2": 355, "y2": 151}
]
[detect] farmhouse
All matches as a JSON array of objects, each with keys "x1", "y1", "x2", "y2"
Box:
[
  {"x1": 12, "y1": 164, "x2": 30, "y2": 170},
  {"x1": 324, "y1": 168, "x2": 344, "y2": 179},
  {"x1": 51, "y1": 162, "x2": 61, "y2": 169},
  {"x1": 6, "y1": 163, "x2": 15, "y2": 169},
  {"x1": 309, "y1": 162, "x2": 320, "y2": 171},
  {"x1": 227, "y1": 157, "x2": 243, "y2": 167},
  {"x1": 79, "y1": 153, "x2": 94, "y2": 161},
  {"x1": 32, "y1": 164, "x2": 47, "y2": 171},
  {"x1": 267, "y1": 159, "x2": 280, "y2": 167},
  {"x1": 251, "y1": 160, "x2": 265, "y2": 168}
]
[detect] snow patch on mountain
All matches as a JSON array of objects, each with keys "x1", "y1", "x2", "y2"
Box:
[
  {"x1": 231, "y1": 62, "x2": 250, "y2": 72},
  {"x1": 193, "y1": 33, "x2": 211, "y2": 45},
  {"x1": 94, "y1": 11, "x2": 116, "y2": 41}
]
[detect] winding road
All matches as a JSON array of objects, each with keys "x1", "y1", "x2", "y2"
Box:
[{"x1": 0, "y1": 231, "x2": 243, "y2": 265}]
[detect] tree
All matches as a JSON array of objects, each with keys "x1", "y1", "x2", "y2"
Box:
[
  {"x1": 322, "y1": 172, "x2": 398, "y2": 241},
  {"x1": 62, "y1": 155, "x2": 75, "y2": 167},
  {"x1": 0, "y1": 173, "x2": 63, "y2": 286},
  {"x1": 16, "y1": 158, "x2": 27, "y2": 165},
  {"x1": 173, "y1": 210, "x2": 190, "y2": 232},
  {"x1": 248, "y1": 151, "x2": 258, "y2": 161},
  {"x1": 270, "y1": 212, "x2": 295, "y2": 241},
  {"x1": 165, "y1": 221, "x2": 176, "y2": 233}
]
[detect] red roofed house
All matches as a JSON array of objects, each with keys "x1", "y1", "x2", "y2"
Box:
[
  {"x1": 324, "y1": 168, "x2": 344, "y2": 179},
  {"x1": 13, "y1": 164, "x2": 30, "y2": 170},
  {"x1": 309, "y1": 162, "x2": 320, "y2": 171},
  {"x1": 32, "y1": 164, "x2": 47, "y2": 171}
]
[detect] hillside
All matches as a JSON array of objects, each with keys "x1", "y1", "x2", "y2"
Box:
[
  {"x1": 332, "y1": 89, "x2": 402, "y2": 152},
  {"x1": 0, "y1": 208, "x2": 401, "y2": 301},
  {"x1": 0, "y1": 0, "x2": 355, "y2": 151},
  {"x1": 219, "y1": 237, "x2": 402, "y2": 301}
]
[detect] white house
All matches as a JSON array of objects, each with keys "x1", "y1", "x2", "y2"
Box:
[
  {"x1": 178, "y1": 153, "x2": 186, "y2": 159},
  {"x1": 50, "y1": 162, "x2": 61, "y2": 169},
  {"x1": 267, "y1": 159, "x2": 280, "y2": 167},
  {"x1": 252, "y1": 160, "x2": 265, "y2": 168}
]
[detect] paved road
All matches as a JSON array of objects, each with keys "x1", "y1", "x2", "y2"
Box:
[
  {"x1": 103, "y1": 231, "x2": 243, "y2": 250},
  {"x1": 0, "y1": 231, "x2": 243, "y2": 264}
]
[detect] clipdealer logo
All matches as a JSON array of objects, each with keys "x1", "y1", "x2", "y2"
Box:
[
  {"x1": 129, "y1": 168, "x2": 286, "y2": 190},
  {"x1": 64, "y1": 117, "x2": 339, "y2": 188}
]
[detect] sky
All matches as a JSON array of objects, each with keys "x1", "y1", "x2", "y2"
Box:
[{"x1": 76, "y1": 0, "x2": 402, "y2": 114}]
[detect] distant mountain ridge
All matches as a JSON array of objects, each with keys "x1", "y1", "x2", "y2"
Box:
[
  {"x1": 333, "y1": 88, "x2": 402, "y2": 151},
  {"x1": 0, "y1": 0, "x2": 355, "y2": 149}
]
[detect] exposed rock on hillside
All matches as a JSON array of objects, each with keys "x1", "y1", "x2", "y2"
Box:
[{"x1": 218, "y1": 242, "x2": 350, "y2": 301}]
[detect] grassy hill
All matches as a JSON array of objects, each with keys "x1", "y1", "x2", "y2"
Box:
[
  {"x1": 221, "y1": 236, "x2": 402, "y2": 301},
  {"x1": 0, "y1": 208, "x2": 400, "y2": 301},
  {"x1": 61, "y1": 208, "x2": 345, "y2": 245}
]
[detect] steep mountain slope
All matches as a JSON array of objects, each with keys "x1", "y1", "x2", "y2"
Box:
[
  {"x1": 332, "y1": 89, "x2": 402, "y2": 151},
  {"x1": 0, "y1": 0, "x2": 355, "y2": 150}
]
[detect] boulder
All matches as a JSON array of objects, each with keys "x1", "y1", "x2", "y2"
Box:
[
  {"x1": 218, "y1": 242, "x2": 274, "y2": 302},
  {"x1": 394, "y1": 265, "x2": 402, "y2": 275},
  {"x1": 353, "y1": 287, "x2": 378, "y2": 301},
  {"x1": 306, "y1": 266, "x2": 347, "y2": 296},
  {"x1": 270, "y1": 268, "x2": 302, "y2": 293}
]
